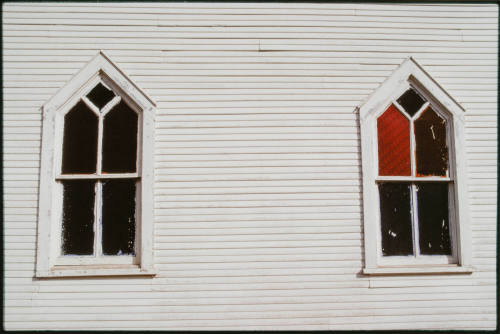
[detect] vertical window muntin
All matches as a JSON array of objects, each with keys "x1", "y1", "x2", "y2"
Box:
[
  {"x1": 55, "y1": 76, "x2": 142, "y2": 266},
  {"x1": 375, "y1": 84, "x2": 458, "y2": 265}
]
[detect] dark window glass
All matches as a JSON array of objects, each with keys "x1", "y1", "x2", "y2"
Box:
[
  {"x1": 102, "y1": 101, "x2": 138, "y2": 173},
  {"x1": 61, "y1": 180, "x2": 95, "y2": 255},
  {"x1": 62, "y1": 101, "x2": 98, "y2": 174},
  {"x1": 379, "y1": 182, "x2": 414, "y2": 256},
  {"x1": 415, "y1": 107, "x2": 448, "y2": 176},
  {"x1": 396, "y1": 88, "x2": 426, "y2": 117},
  {"x1": 417, "y1": 183, "x2": 451, "y2": 255},
  {"x1": 86, "y1": 82, "x2": 115, "y2": 110},
  {"x1": 377, "y1": 104, "x2": 411, "y2": 176},
  {"x1": 101, "y1": 179, "x2": 136, "y2": 255}
]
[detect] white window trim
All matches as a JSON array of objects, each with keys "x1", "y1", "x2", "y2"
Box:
[
  {"x1": 36, "y1": 51, "x2": 156, "y2": 278},
  {"x1": 358, "y1": 57, "x2": 472, "y2": 276}
]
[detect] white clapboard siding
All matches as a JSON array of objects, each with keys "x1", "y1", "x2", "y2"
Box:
[{"x1": 3, "y1": 2, "x2": 497, "y2": 331}]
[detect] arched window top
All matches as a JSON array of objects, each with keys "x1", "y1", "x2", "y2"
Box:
[
  {"x1": 359, "y1": 57, "x2": 464, "y2": 123},
  {"x1": 43, "y1": 50, "x2": 155, "y2": 118},
  {"x1": 60, "y1": 80, "x2": 140, "y2": 176},
  {"x1": 358, "y1": 57, "x2": 471, "y2": 276}
]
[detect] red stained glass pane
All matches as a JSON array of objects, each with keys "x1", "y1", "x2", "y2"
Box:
[{"x1": 377, "y1": 104, "x2": 411, "y2": 176}]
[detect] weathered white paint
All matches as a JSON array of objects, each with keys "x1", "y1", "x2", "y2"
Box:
[{"x1": 3, "y1": 2, "x2": 497, "y2": 331}]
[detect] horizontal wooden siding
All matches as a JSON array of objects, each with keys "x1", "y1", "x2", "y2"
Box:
[{"x1": 3, "y1": 2, "x2": 497, "y2": 330}]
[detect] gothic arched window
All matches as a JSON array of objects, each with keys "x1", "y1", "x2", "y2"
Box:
[
  {"x1": 36, "y1": 52, "x2": 156, "y2": 277},
  {"x1": 359, "y1": 58, "x2": 472, "y2": 275}
]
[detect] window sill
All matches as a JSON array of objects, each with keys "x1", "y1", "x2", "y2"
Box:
[
  {"x1": 36, "y1": 265, "x2": 157, "y2": 278},
  {"x1": 363, "y1": 265, "x2": 473, "y2": 276}
]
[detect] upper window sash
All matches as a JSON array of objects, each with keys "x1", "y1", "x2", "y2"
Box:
[
  {"x1": 375, "y1": 87, "x2": 452, "y2": 180},
  {"x1": 58, "y1": 76, "x2": 142, "y2": 178}
]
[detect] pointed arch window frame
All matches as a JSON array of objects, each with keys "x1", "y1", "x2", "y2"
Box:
[
  {"x1": 358, "y1": 58, "x2": 472, "y2": 275},
  {"x1": 36, "y1": 51, "x2": 156, "y2": 277}
]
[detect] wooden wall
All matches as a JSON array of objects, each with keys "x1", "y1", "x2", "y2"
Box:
[{"x1": 3, "y1": 2, "x2": 497, "y2": 330}]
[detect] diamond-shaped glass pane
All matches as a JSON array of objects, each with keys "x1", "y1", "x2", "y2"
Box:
[
  {"x1": 86, "y1": 82, "x2": 115, "y2": 110},
  {"x1": 397, "y1": 88, "x2": 426, "y2": 117}
]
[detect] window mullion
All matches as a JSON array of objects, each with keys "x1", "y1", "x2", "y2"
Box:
[
  {"x1": 101, "y1": 96, "x2": 121, "y2": 116},
  {"x1": 412, "y1": 101, "x2": 430, "y2": 121},
  {"x1": 95, "y1": 181, "x2": 103, "y2": 257},
  {"x1": 411, "y1": 183, "x2": 420, "y2": 257},
  {"x1": 409, "y1": 116, "x2": 416, "y2": 177},
  {"x1": 81, "y1": 96, "x2": 100, "y2": 116},
  {"x1": 95, "y1": 110, "x2": 104, "y2": 258},
  {"x1": 97, "y1": 114, "x2": 104, "y2": 175},
  {"x1": 56, "y1": 173, "x2": 139, "y2": 180},
  {"x1": 409, "y1": 107, "x2": 419, "y2": 257}
]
